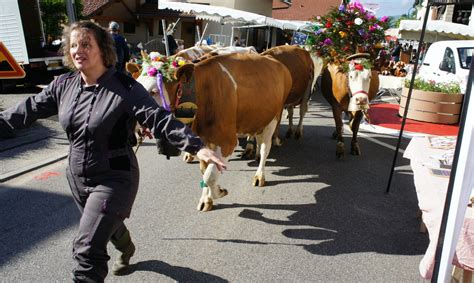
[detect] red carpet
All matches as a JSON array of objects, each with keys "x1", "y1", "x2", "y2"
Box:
[{"x1": 367, "y1": 103, "x2": 459, "y2": 136}]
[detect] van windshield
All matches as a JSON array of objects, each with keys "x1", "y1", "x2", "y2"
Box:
[{"x1": 458, "y1": 47, "x2": 473, "y2": 69}]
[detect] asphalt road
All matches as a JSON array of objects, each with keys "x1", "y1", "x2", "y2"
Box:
[{"x1": 0, "y1": 90, "x2": 427, "y2": 282}]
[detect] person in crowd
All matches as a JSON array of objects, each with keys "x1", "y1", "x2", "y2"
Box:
[
  {"x1": 0, "y1": 20, "x2": 226, "y2": 282},
  {"x1": 108, "y1": 21, "x2": 130, "y2": 73},
  {"x1": 232, "y1": 36, "x2": 241, "y2": 47},
  {"x1": 391, "y1": 40, "x2": 402, "y2": 62},
  {"x1": 165, "y1": 23, "x2": 179, "y2": 55}
]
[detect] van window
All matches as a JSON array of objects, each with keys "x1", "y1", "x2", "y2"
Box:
[
  {"x1": 458, "y1": 47, "x2": 473, "y2": 69},
  {"x1": 439, "y1": 47, "x2": 455, "y2": 74}
]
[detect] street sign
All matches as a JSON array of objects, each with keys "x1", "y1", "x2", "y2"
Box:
[{"x1": 0, "y1": 42, "x2": 26, "y2": 79}]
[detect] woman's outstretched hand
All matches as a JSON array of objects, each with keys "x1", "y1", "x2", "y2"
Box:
[{"x1": 196, "y1": 147, "x2": 227, "y2": 173}]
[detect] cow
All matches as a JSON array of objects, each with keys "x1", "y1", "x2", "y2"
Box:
[
  {"x1": 136, "y1": 53, "x2": 292, "y2": 211},
  {"x1": 320, "y1": 54, "x2": 379, "y2": 159},
  {"x1": 261, "y1": 45, "x2": 319, "y2": 141}
]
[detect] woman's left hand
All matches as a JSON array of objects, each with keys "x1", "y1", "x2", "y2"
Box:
[{"x1": 196, "y1": 147, "x2": 227, "y2": 173}]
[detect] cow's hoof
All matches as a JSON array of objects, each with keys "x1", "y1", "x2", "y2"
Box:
[
  {"x1": 272, "y1": 136, "x2": 283, "y2": 147},
  {"x1": 351, "y1": 143, "x2": 361, "y2": 156},
  {"x1": 295, "y1": 130, "x2": 302, "y2": 140},
  {"x1": 252, "y1": 175, "x2": 265, "y2": 187},
  {"x1": 216, "y1": 186, "x2": 229, "y2": 199},
  {"x1": 241, "y1": 147, "x2": 254, "y2": 160},
  {"x1": 183, "y1": 153, "x2": 194, "y2": 163},
  {"x1": 197, "y1": 198, "x2": 213, "y2": 212},
  {"x1": 336, "y1": 142, "x2": 345, "y2": 159},
  {"x1": 286, "y1": 129, "x2": 294, "y2": 139}
]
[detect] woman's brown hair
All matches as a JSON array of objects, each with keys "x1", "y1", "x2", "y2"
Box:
[{"x1": 62, "y1": 20, "x2": 117, "y2": 70}]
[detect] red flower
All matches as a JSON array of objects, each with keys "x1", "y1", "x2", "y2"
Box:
[
  {"x1": 354, "y1": 64, "x2": 364, "y2": 71},
  {"x1": 326, "y1": 21, "x2": 332, "y2": 28}
]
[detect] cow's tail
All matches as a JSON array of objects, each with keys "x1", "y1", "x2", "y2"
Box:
[{"x1": 310, "y1": 54, "x2": 324, "y2": 96}]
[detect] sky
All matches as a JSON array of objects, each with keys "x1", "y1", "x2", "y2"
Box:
[{"x1": 360, "y1": 0, "x2": 417, "y2": 17}]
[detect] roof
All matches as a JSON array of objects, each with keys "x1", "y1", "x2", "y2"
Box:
[
  {"x1": 272, "y1": 0, "x2": 341, "y2": 21},
  {"x1": 399, "y1": 20, "x2": 474, "y2": 42},
  {"x1": 82, "y1": 0, "x2": 111, "y2": 17}
]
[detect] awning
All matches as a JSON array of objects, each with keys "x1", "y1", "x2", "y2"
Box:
[
  {"x1": 158, "y1": 1, "x2": 302, "y2": 30},
  {"x1": 399, "y1": 20, "x2": 474, "y2": 42}
]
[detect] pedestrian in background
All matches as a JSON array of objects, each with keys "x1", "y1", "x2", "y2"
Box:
[
  {"x1": 108, "y1": 21, "x2": 130, "y2": 73},
  {"x1": 0, "y1": 20, "x2": 226, "y2": 282},
  {"x1": 391, "y1": 40, "x2": 402, "y2": 62}
]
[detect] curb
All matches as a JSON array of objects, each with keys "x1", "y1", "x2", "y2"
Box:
[{"x1": 0, "y1": 153, "x2": 68, "y2": 183}]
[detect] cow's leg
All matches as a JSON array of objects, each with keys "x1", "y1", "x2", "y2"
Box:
[
  {"x1": 253, "y1": 119, "x2": 278, "y2": 187},
  {"x1": 197, "y1": 146, "x2": 229, "y2": 212},
  {"x1": 295, "y1": 100, "x2": 308, "y2": 139},
  {"x1": 272, "y1": 108, "x2": 284, "y2": 147},
  {"x1": 350, "y1": 111, "x2": 364, "y2": 156},
  {"x1": 242, "y1": 135, "x2": 255, "y2": 159},
  {"x1": 331, "y1": 106, "x2": 345, "y2": 159},
  {"x1": 295, "y1": 84, "x2": 312, "y2": 139},
  {"x1": 286, "y1": 106, "x2": 295, "y2": 139}
]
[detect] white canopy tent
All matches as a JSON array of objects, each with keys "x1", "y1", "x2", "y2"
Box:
[
  {"x1": 158, "y1": 1, "x2": 303, "y2": 30},
  {"x1": 399, "y1": 20, "x2": 474, "y2": 42}
]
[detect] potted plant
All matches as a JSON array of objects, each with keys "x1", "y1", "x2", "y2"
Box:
[{"x1": 399, "y1": 76, "x2": 464, "y2": 124}]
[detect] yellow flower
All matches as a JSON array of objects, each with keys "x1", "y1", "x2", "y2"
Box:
[
  {"x1": 374, "y1": 42, "x2": 383, "y2": 48},
  {"x1": 339, "y1": 31, "x2": 346, "y2": 38},
  {"x1": 178, "y1": 60, "x2": 185, "y2": 66}
]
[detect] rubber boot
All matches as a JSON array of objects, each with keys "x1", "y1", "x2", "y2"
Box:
[{"x1": 110, "y1": 230, "x2": 135, "y2": 276}]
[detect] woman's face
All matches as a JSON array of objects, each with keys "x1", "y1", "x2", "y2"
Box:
[{"x1": 69, "y1": 29, "x2": 104, "y2": 73}]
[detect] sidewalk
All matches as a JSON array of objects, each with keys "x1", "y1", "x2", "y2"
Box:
[{"x1": 0, "y1": 91, "x2": 69, "y2": 182}]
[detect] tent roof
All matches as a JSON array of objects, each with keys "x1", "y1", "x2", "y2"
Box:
[
  {"x1": 399, "y1": 20, "x2": 474, "y2": 42},
  {"x1": 158, "y1": 1, "x2": 304, "y2": 30}
]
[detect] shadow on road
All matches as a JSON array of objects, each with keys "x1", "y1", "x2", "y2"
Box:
[
  {"x1": 212, "y1": 114, "x2": 428, "y2": 257},
  {"x1": 0, "y1": 185, "x2": 78, "y2": 267},
  {"x1": 128, "y1": 259, "x2": 228, "y2": 282}
]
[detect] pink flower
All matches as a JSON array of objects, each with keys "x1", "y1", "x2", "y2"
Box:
[
  {"x1": 380, "y1": 16, "x2": 389, "y2": 22},
  {"x1": 147, "y1": 67, "x2": 157, "y2": 77},
  {"x1": 172, "y1": 61, "x2": 178, "y2": 68}
]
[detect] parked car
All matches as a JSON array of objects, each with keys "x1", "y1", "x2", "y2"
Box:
[{"x1": 418, "y1": 40, "x2": 474, "y2": 93}]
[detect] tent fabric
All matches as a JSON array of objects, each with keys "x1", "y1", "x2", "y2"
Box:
[
  {"x1": 158, "y1": 1, "x2": 306, "y2": 30},
  {"x1": 399, "y1": 20, "x2": 474, "y2": 42}
]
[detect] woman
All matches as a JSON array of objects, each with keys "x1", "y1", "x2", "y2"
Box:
[{"x1": 0, "y1": 21, "x2": 226, "y2": 282}]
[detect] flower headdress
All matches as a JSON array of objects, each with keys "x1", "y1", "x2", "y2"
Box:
[
  {"x1": 342, "y1": 58, "x2": 373, "y2": 73},
  {"x1": 306, "y1": 0, "x2": 389, "y2": 64},
  {"x1": 140, "y1": 51, "x2": 188, "y2": 83}
]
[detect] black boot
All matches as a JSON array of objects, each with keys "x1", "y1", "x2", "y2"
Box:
[{"x1": 110, "y1": 230, "x2": 135, "y2": 275}]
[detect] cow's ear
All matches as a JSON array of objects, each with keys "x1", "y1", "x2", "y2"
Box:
[
  {"x1": 175, "y1": 63, "x2": 194, "y2": 83},
  {"x1": 126, "y1": 62, "x2": 140, "y2": 74}
]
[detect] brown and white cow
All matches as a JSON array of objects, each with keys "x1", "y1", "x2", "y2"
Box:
[
  {"x1": 137, "y1": 53, "x2": 292, "y2": 211},
  {"x1": 261, "y1": 45, "x2": 317, "y2": 141},
  {"x1": 320, "y1": 55, "x2": 379, "y2": 159}
]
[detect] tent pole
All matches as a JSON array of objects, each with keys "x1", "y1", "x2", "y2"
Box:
[
  {"x1": 161, "y1": 19, "x2": 170, "y2": 56},
  {"x1": 385, "y1": 1, "x2": 431, "y2": 194}
]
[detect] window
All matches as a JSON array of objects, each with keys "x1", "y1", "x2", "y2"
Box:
[
  {"x1": 439, "y1": 47, "x2": 455, "y2": 74},
  {"x1": 123, "y1": 22, "x2": 136, "y2": 34},
  {"x1": 458, "y1": 47, "x2": 473, "y2": 69}
]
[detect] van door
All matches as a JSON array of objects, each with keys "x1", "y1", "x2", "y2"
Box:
[{"x1": 438, "y1": 47, "x2": 456, "y2": 75}]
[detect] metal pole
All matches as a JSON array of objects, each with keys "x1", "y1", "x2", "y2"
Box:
[
  {"x1": 385, "y1": 1, "x2": 431, "y2": 194},
  {"x1": 162, "y1": 19, "x2": 170, "y2": 56},
  {"x1": 65, "y1": 0, "x2": 77, "y2": 24},
  {"x1": 199, "y1": 23, "x2": 208, "y2": 46},
  {"x1": 196, "y1": 25, "x2": 201, "y2": 45}
]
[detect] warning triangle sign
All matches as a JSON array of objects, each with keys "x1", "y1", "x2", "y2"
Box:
[{"x1": 0, "y1": 42, "x2": 26, "y2": 79}]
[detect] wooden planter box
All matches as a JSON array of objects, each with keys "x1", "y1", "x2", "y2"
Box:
[{"x1": 398, "y1": 87, "x2": 464, "y2": 124}]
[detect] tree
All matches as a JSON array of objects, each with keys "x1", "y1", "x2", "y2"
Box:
[{"x1": 40, "y1": 0, "x2": 83, "y2": 43}]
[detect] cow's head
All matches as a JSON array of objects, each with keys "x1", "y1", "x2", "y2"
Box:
[
  {"x1": 135, "y1": 52, "x2": 194, "y2": 111},
  {"x1": 345, "y1": 57, "x2": 373, "y2": 112}
]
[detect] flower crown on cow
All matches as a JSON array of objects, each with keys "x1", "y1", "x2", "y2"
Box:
[
  {"x1": 342, "y1": 58, "x2": 373, "y2": 73},
  {"x1": 140, "y1": 51, "x2": 188, "y2": 82},
  {"x1": 306, "y1": 0, "x2": 388, "y2": 64}
]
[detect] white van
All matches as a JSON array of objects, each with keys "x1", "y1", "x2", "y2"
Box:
[{"x1": 418, "y1": 40, "x2": 474, "y2": 93}]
